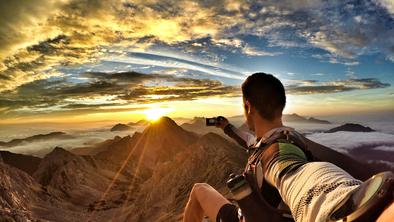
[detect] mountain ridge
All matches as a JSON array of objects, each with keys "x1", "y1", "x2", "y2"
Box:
[{"x1": 0, "y1": 132, "x2": 73, "y2": 147}]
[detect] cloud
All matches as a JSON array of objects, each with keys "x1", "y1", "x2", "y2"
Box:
[
  {"x1": 286, "y1": 78, "x2": 391, "y2": 94},
  {"x1": 0, "y1": 71, "x2": 240, "y2": 118},
  {"x1": 211, "y1": 37, "x2": 282, "y2": 56},
  {"x1": 374, "y1": 145, "x2": 394, "y2": 152},
  {"x1": 239, "y1": 1, "x2": 394, "y2": 62},
  {"x1": 306, "y1": 131, "x2": 394, "y2": 154},
  {"x1": 0, "y1": 0, "x2": 247, "y2": 92},
  {"x1": 106, "y1": 51, "x2": 244, "y2": 80},
  {"x1": 0, "y1": 0, "x2": 393, "y2": 107},
  {"x1": 241, "y1": 45, "x2": 282, "y2": 56},
  {"x1": 0, "y1": 0, "x2": 68, "y2": 60},
  {"x1": 374, "y1": 0, "x2": 394, "y2": 16}
]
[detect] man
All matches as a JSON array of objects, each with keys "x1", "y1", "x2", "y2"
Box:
[{"x1": 183, "y1": 73, "x2": 393, "y2": 222}]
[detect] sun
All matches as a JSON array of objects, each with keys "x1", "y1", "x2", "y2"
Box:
[{"x1": 143, "y1": 107, "x2": 172, "y2": 122}]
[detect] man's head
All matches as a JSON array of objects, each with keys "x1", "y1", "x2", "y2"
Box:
[{"x1": 241, "y1": 72, "x2": 286, "y2": 131}]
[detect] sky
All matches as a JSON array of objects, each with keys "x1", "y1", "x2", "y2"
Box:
[{"x1": 0, "y1": 0, "x2": 393, "y2": 125}]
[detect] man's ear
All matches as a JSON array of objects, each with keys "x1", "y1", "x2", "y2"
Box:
[{"x1": 244, "y1": 100, "x2": 251, "y2": 114}]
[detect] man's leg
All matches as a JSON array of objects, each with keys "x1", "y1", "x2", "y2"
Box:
[
  {"x1": 183, "y1": 183, "x2": 231, "y2": 222},
  {"x1": 377, "y1": 202, "x2": 394, "y2": 222}
]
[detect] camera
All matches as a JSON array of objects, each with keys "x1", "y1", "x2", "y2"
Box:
[
  {"x1": 206, "y1": 116, "x2": 225, "y2": 126},
  {"x1": 227, "y1": 173, "x2": 252, "y2": 201}
]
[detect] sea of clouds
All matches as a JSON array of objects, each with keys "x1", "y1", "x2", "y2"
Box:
[
  {"x1": 0, "y1": 126, "x2": 144, "y2": 157},
  {"x1": 1, "y1": 120, "x2": 393, "y2": 159},
  {"x1": 306, "y1": 131, "x2": 394, "y2": 154}
]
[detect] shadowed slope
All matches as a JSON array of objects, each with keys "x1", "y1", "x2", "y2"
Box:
[{"x1": 0, "y1": 151, "x2": 41, "y2": 175}]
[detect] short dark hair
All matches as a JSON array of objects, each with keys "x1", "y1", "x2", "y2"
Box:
[{"x1": 241, "y1": 72, "x2": 286, "y2": 120}]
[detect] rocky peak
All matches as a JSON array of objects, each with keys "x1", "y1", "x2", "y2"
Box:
[
  {"x1": 96, "y1": 117, "x2": 198, "y2": 172},
  {"x1": 33, "y1": 147, "x2": 80, "y2": 186},
  {"x1": 46, "y1": 146, "x2": 75, "y2": 160},
  {"x1": 149, "y1": 116, "x2": 177, "y2": 128}
]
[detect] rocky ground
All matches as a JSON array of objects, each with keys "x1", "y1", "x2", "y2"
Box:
[{"x1": 0, "y1": 117, "x2": 247, "y2": 222}]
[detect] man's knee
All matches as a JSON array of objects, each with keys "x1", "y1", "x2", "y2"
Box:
[{"x1": 191, "y1": 183, "x2": 211, "y2": 196}]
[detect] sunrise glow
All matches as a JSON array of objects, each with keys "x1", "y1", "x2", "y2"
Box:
[{"x1": 143, "y1": 107, "x2": 173, "y2": 122}]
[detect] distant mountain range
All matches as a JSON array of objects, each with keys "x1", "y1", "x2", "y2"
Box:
[
  {"x1": 0, "y1": 132, "x2": 73, "y2": 147},
  {"x1": 127, "y1": 119, "x2": 149, "y2": 126},
  {"x1": 226, "y1": 113, "x2": 331, "y2": 124},
  {"x1": 325, "y1": 123, "x2": 375, "y2": 133},
  {"x1": 110, "y1": 123, "x2": 133, "y2": 132},
  {"x1": 110, "y1": 119, "x2": 150, "y2": 131},
  {"x1": 282, "y1": 113, "x2": 331, "y2": 124}
]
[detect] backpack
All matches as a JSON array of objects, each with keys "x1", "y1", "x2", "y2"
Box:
[{"x1": 235, "y1": 128, "x2": 376, "y2": 222}]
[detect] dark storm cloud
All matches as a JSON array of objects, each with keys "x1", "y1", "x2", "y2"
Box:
[{"x1": 286, "y1": 78, "x2": 391, "y2": 94}]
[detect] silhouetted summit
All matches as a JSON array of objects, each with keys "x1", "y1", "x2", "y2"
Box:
[
  {"x1": 326, "y1": 123, "x2": 375, "y2": 133},
  {"x1": 151, "y1": 116, "x2": 177, "y2": 127},
  {"x1": 96, "y1": 116, "x2": 198, "y2": 172}
]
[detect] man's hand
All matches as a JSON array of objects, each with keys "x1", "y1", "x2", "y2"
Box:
[{"x1": 215, "y1": 116, "x2": 229, "y2": 129}]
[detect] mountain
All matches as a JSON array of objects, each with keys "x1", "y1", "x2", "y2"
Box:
[
  {"x1": 33, "y1": 147, "x2": 103, "y2": 192},
  {"x1": 0, "y1": 151, "x2": 41, "y2": 175},
  {"x1": 96, "y1": 117, "x2": 199, "y2": 173},
  {"x1": 112, "y1": 133, "x2": 247, "y2": 222},
  {"x1": 325, "y1": 123, "x2": 375, "y2": 133},
  {"x1": 283, "y1": 113, "x2": 331, "y2": 124},
  {"x1": 32, "y1": 147, "x2": 134, "y2": 217},
  {"x1": 0, "y1": 131, "x2": 73, "y2": 147},
  {"x1": 226, "y1": 113, "x2": 330, "y2": 125},
  {"x1": 0, "y1": 160, "x2": 44, "y2": 220},
  {"x1": 111, "y1": 123, "x2": 133, "y2": 131},
  {"x1": 128, "y1": 119, "x2": 149, "y2": 126},
  {"x1": 307, "y1": 117, "x2": 331, "y2": 124},
  {"x1": 71, "y1": 136, "x2": 123, "y2": 155},
  {"x1": 0, "y1": 147, "x2": 130, "y2": 221}
]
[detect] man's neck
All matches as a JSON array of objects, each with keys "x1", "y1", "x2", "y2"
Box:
[{"x1": 254, "y1": 116, "x2": 283, "y2": 139}]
